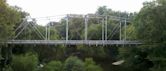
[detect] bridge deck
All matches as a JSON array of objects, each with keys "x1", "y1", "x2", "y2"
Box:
[{"x1": 6, "y1": 40, "x2": 141, "y2": 45}]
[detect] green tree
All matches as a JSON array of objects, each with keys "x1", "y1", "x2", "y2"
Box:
[
  {"x1": 68, "y1": 17, "x2": 84, "y2": 40},
  {"x1": 11, "y1": 52, "x2": 38, "y2": 71},
  {"x1": 133, "y1": 1, "x2": 166, "y2": 70},
  {"x1": 0, "y1": 2, "x2": 27, "y2": 70},
  {"x1": 77, "y1": 46, "x2": 106, "y2": 58},
  {"x1": 35, "y1": 46, "x2": 66, "y2": 63},
  {"x1": 0, "y1": 0, "x2": 22, "y2": 41},
  {"x1": 118, "y1": 47, "x2": 153, "y2": 71},
  {"x1": 88, "y1": 24, "x2": 102, "y2": 40},
  {"x1": 43, "y1": 60, "x2": 62, "y2": 71},
  {"x1": 96, "y1": 6, "x2": 109, "y2": 16},
  {"x1": 63, "y1": 56, "x2": 85, "y2": 71},
  {"x1": 134, "y1": 0, "x2": 166, "y2": 43},
  {"x1": 84, "y1": 58, "x2": 103, "y2": 71}
]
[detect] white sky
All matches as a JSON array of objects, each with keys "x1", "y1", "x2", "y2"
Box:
[{"x1": 7, "y1": 0, "x2": 152, "y2": 25}]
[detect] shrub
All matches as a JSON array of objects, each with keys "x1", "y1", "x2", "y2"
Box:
[
  {"x1": 84, "y1": 58, "x2": 103, "y2": 71},
  {"x1": 43, "y1": 60, "x2": 62, "y2": 71},
  {"x1": 11, "y1": 52, "x2": 38, "y2": 71},
  {"x1": 63, "y1": 56, "x2": 85, "y2": 71}
]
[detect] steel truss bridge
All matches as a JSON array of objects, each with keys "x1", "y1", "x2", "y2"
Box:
[{"x1": 6, "y1": 14, "x2": 141, "y2": 45}]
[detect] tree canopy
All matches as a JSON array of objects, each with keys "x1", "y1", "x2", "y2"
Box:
[{"x1": 0, "y1": 0, "x2": 23, "y2": 41}]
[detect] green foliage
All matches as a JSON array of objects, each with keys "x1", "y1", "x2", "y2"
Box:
[
  {"x1": 11, "y1": 52, "x2": 38, "y2": 71},
  {"x1": 84, "y1": 58, "x2": 103, "y2": 71},
  {"x1": 35, "y1": 46, "x2": 66, "y2": 63},
  {"x1": 50, "y1": 27, "x2": 60, "y2": 40},
  {"x1": 134, "y1": 0, "x2": 166, "y2": 43},
  {"x1": 157, "y1": 0, "x2": 166, "y2": 5},
  {"x1": 96, "y1": 6, "x2": 109, "y2": 15},
  {"x1": 88, "y1": 24, "x2": 102, "y2": 40},
  {"x1": 118, "y1": 47, "x2": 153, "y2": 71},
  {"x1": 95, "y1": 6, "x2": 136, "y2": 40},
  {"x1": 63, "y1": 56, "x2": 85, "y2": 71},
  {"x1": 131, "y1": 1, "x2": 166, "y2": 70},
  {"x1": 77, "y1": 46, "x2": 106, "y2": 58},
  {"x1": 68, "y1": 18, "x2": 84, "y2": 40},
  {"x1": 0, "y1": 0, "x2": 22, "y2": 41},
  {"x1": 3, "y1": 66, "x2": 13, "y2": 71},
  {"x1": 146, "y1": 44, "x2": 166, "y2": 71},
  {"x1": 43, "y1": 60, "x2": 62, "y2": 71}
]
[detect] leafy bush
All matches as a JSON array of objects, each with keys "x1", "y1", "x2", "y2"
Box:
[
  {"x1": 11, "y1": 52, "x2": 38, "y2": 71},
  {"x1": 84, "y1": 58, "x2": 103, "y2": 71},
  {"x1": 63, "y1": 56, "x2": 85, "y2": 71},
  {"x1": 43, "y1": 60, "x2": 62, "y2": 71}
]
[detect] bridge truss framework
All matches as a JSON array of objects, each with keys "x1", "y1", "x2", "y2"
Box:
[{"x1": 9, "y1": 14, "x2": 141, "y2": 45}]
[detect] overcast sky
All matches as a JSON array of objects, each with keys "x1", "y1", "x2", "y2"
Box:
[{"x1": 7, "y1": 0, "x2": 153, "y2": 25}]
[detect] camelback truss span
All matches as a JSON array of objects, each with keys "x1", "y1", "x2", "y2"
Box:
[{"x1": 6, "y1": 14, "x2": 142, "y2": 45}]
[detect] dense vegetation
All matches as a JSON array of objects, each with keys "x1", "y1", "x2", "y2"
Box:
[{"x1": 0, "y1": 0, "x2": 166, "y2": 71}]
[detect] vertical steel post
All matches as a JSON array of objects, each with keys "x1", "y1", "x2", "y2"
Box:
[
  {"x1": 105, "y1": 16, "x2": 108, "y2": 40},
  {"x1": 85, "y1": 15, "x2": 88, "y2": 41},
  {"x1": 48, "y1": 22, "x2": 51, "y2": 40},
  {"x1": 102, "y1": 18, "x2": 105, "y2": 45},
  {"x1": 102, "y1": 18, "x2": 104, "y2": 41},
  {"x1": 66, "y1": 15, "x2": 69, "y2": 43},
  {"x1": 45, "y1": 24, "x2": 48, "y2": 40},
  {"x1": 124, "y1": 19, "x2": 127, "y2": 41},
  {"x1": 120, "y1": 21, "x2": 122, "y2": 41}
]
